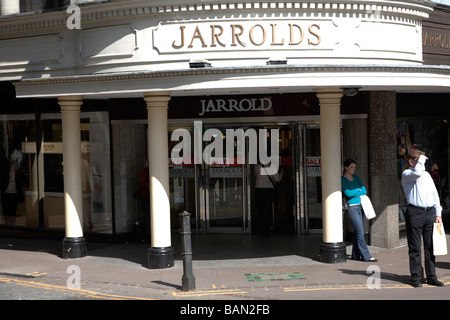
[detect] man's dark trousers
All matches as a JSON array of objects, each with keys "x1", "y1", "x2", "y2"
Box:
[{"x1": 405, "y1": 205, "x2": 437, "y2": 282}]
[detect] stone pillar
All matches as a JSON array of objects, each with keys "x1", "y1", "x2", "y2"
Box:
[
  {"x1": 143, "y1": 91, "x2": 174, "y2": 269},
  {"x1": 368, "y1": 91, "x2": 399, "y2": 248},
  {"x1": 342, "y1": 118, "x2": 369, "y2": 241},
  {"x1": 58, "y1": 96, "x2": 87, "y2": 259},
  {"x1": 1, "y1": 0, "x2": 19, "y2": 15},
  {"x1": 316, "y1": 88, "x2": 346, "y2": 263}
]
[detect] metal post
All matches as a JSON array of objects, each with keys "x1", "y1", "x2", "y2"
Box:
[{"x1": 180, "y1": 211, "x2": 195, "y2": 291}]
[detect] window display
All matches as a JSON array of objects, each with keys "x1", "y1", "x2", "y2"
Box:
[
  {"x1": 397, "y1": 119, "x2": 449, "y2": 211},
  {"x1": 0, "y1": 112, "x2": 112, "y2": 234}
]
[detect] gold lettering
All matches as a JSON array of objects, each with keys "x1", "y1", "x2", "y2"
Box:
[
  {"x1": 188, "y1": 26, "x2": 207, "y2": 48},
  {"x1": 289, "y1": 24, "x2": 304, "y2": 45},
  {"x1": 172, "y1": 26, "x2": 185, "y2": 49},
  {"x1": 439, "y1": 33, "x2": 444, "y2": 48},
  {"x1": 211, "y1": 25, "x2": 225, "y2": 47},
  {"x1": 422, "y1": 31, "x2": 450, "y2": 49},
  {"x1": 308, "y1": 24, "x2": 321, "y2": 46},
  {"x1": 231, "y1": 24, "x2": 245, "y2": 47},
  {"x1": 271, "y1": 24, "x2": 284, "y2": 45},
  {"x1": 444, "y1": 33, "x2": 449, "y2": 49},
  {"x1": 250, "y1": 24, "x2": 267, "y2": 46},
  {"x1": 423, "y1": 32, "x2": 429, "y2": 47},
  {"x1": 172, "y1": 22, "x2": 324, "y2": 49}
]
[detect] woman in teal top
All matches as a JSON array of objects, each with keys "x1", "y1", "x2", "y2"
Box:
[{"x1": 342, "y1": 159, "x2": 377, "y2": 262}]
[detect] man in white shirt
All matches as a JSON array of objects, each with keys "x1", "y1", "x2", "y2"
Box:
[{"x1": 401, "y1": 149, "x2": 444, "y2": 287}]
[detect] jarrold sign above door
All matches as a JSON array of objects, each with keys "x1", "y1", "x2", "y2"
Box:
[
  {"x1": 169, "y1": 93, "x2": 369, "y2": 119},
  {"x1": 153, "y1": 20, "x2": 322, "y2": 53},
  {"x1": 199, "y1": 97, "x2": 272, "y2": 116}
]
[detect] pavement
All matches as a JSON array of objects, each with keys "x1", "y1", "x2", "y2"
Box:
[{"x1": 1, "y1": 232, "x2": 450, "y2": 304}]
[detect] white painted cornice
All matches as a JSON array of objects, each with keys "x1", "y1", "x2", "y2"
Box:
[
  {"x1": 0, "y1": 0, "x2": 434, "y2": 34},
  {"x1": 12, "y1": 64, "x2": 450, "y2": 99},
  {"x1": 12, "y1": 64, "x2": 450, "y2": 87}
]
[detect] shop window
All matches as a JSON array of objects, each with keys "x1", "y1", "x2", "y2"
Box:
[
  {"x1": 18, "y1": 0, "x2": 67, "y2": 12},
  {"x1": 0, "y1": 115, "x2": 35, "y2": 226},
  {"x1": 397, "y1": 119, "x2": 449, "y2": 213},
  {"x1": 0, "y1": 112, "x2": 112, "y2": 234}
]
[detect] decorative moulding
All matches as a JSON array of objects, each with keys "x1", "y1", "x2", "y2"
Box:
[
  {"x1": 13, "y1": 64, "x2": 450, "y2": 87},
  {"x1": 79, "y1": 24, "x2": 138, "y2": 60},
  {"x1": 0, "y1": 33, "x2": 63, "y2": 67},
  {"x1": 0, "y1": 0, "x2": 434, "y2": 34}
]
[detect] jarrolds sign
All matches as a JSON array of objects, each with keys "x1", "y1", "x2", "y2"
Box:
[
  {"x1": 154, "y1": 20, "x2": 323, "y2": 53},
  {"x1": 152, "y1": 11, "x2": 427, "y2": 64},
  {"x1": 422, "y1": 4, "x2": 450, "y2": 66},
  {"x1": 170, "y1": 22, "x2": 321, "y2": 49}
]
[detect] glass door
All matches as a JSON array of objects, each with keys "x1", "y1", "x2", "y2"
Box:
[
  {"x1": 248, "y1": 124, "x2": 296, "y2": 235},
  {"x1": 168, "y1": 125, "x2": 199, "y2": 233},
  {"x1": 304, "y1": 125, "x2": 323, "y2": 233},
  {"x1": 203, "y1": 125, "x2": 248, "y2": 233},
  {"x1": 199, "y1": 123, "x2": 296, "y2": 234},
  {"x1": 174, "y1": 122, "x2": 299, "y2": 235}
]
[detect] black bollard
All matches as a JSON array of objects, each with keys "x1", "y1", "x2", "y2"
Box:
[{"x1": 180, "y1": 211, "x2": 196, "y2": 291}]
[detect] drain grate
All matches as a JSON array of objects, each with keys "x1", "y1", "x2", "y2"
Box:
[{"x1": 245, "y1": 272, "x2": 305, "y2": 282}]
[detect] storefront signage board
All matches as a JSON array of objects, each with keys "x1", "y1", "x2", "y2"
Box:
[{"x1": 423, "y1": 4, "x2": 450, "y2": 66}]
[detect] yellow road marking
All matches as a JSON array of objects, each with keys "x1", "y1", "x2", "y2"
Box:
[
  {"x1": 172, "y1": 288, "x2": 247, "y2": 297},
  {"x1": 283, "y1": 280, "x2": 450, "y2": 293},
  {"x1": 24, "y1": 272, "x2": 48, "y2": 278},
  {"x1": 0, "y1": 277, "x2": 154, "y2": 300}
]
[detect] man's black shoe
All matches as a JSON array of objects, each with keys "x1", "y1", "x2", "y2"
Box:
[
  {"x1": 411, "y1": 281, "x2": 422, "y2": 288},
  {"x1": 427, "y1": 279, "x2": 444, "y2": 287}
]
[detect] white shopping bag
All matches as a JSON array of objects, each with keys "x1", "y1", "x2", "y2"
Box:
[
  {"x1": 360, "y1": 195, "x2": 376, "y2": 220},
  {"x1": 433, "y1": 222, "x2": 448, "y2": 256}
]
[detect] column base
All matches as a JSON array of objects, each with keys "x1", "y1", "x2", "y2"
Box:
[
  {"x1": 319, "y1": 242, "x2": 346, "y2": 264},
  {"x1": 147, "y1": 246, "x2": 174, "y2": 269},
  {"x1": 62, "y1": 237, "x2": 87, "y2": 259}
]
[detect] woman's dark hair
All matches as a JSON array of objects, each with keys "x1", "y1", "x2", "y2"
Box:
[{"x1": 343, "y1": 158, "x2": 356, "y2": 174}]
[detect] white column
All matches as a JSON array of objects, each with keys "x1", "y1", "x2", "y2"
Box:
[
  {"x1": 58, "y1": 96, "x2": 87, "y2": 259},
  {"x1": 1, "y1": 0, "x2": 19, "y2": 15},
  {"x1": 143, "y1": 91, "x2": 174, "y2": 269},
  {"x1": 316, "y1": 88, "x2": 346, "y2": 263}
]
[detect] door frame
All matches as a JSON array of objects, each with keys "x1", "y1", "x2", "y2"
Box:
[
  {"x1": 197, "y1": 121, "x2": 300, "y2": 235},
  {"x1": 169, "y1": 117, "x2": 324, "y2": 235}
]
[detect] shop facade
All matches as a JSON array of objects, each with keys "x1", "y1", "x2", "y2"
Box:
[
  {"x1": 1, "y1": 0, "x2": 450, "y2": 267},
  {"x1": 166, "y1": 93, "x2": 369, "y2": 236},
  {"x1": 395, "y1": 2, "x2": 450, "y2": 227}
]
